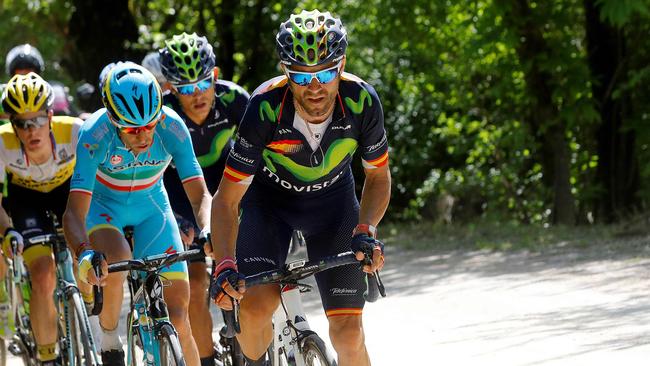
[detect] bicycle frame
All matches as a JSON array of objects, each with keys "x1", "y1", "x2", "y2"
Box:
[
  {"x1": 126, "y1": 270, "x2": 175, "y2": 366},
  {"x1": 270, "y1": 284, "x2": 318, "y2": 366},
  {"x1": 6, "y1": 251, "x2": 36, "y2": 363},
  {"x1": 31, "y1": 233, "x2": 101, "y2": 365},
  {"x1": 5, "y1": 232, "x2": 101, "y2": 365}
]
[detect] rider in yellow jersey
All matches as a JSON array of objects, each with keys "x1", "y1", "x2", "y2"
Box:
[{"x1": 0, "y1": 72, "x2": 83, "y2": 366}]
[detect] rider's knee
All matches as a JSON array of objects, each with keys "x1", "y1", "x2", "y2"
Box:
[
  {"x1": 28, "y1": 257, "x2": 56, "y2": 295},
  {"x1": 328, "y1": 315, "x2": 365, "y2": 354},
  {"x1": 167, "y1": 300, "x2": 191, "y2": 334},
  {"x1": 240, "y1": 291, "x2": 278, "y2": 323},
  {"x1": 188, "y1": 268, "x2": 209, "y2": 299}
]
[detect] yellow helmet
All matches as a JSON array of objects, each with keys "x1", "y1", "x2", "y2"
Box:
[{"x1": 1, "y1": 72, "x2": 53, "y2": 115}]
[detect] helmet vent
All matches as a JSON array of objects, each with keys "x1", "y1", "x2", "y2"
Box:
[
  {"x1": 306, "y1": 34, "x2": 314, "y2": 45},
  {"x1": 180, "y1": 44, "x2": 189, "y2": 53},
  {"x1": 305, "y1": 19, "x2": 315, "y2": 29},
  {"x1": 114, "y1": 93, "x2": 136, "y2": 120},
  {"x1": 147, "y1": 83, "x2": 154, "y2": 116},
  {"x1": 285, "y1": 35, "x2": 293, "y2": 44}
]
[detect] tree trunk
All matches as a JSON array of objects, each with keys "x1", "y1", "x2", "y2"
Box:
[
  {"x1": 64, "y1": 0, "x2": 140, "y2": 110},
  {"x1": 497, "y1": 0, "x2": 576, "y2": 225},
  {"x1": 214, "y1": 0, "x2": 236, "y2": 80},
  {"x1": 584, "y1": 0, "x2": 640, "y2": 222}
]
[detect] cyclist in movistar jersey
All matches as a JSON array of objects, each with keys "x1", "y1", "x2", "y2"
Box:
[
  {"x1": 209, "y1": 10, "x2": 390, "y2": 366},
  {"x1": 62, "y1": 63, "x2": 210, "y2": 366},
  {"x1": 159, "y1": 32, "x2": 249, "y2": 366},
  {"x1": 0, "y1": 73, "x2": 83, "y2": 365}
]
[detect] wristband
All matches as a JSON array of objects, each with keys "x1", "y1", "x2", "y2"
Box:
[
  {"x1": 215, "y1": 256, "x2": 237, "y2": 274},
  {"x1": 75, "y1": 241, "x2": 92, "y2": 258},
  {"x1": 353, "y1": 224, "x2": 377, "y2": 238}
]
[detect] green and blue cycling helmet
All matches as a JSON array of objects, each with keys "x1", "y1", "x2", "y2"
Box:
[
  {"x1": 276, "y1": 10, "x2": 347, "y2": 66},
  {"x1": 101, "y1": 63, "x2": 162, "y2": 127},
  {"x1": 159, "y1": 32, "x2": 216, "y2": 84}
]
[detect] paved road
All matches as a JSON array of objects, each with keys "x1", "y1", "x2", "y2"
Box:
[{"x1": 5, "y1": 238, "x2": 650, "y2": 365}]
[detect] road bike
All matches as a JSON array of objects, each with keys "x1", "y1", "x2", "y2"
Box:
[
  {"x1": 98, "y1": 249, "x2": 203, "y2": 366},
  {"x1": 4, "y1": 212, "x2": 101, "y2": 366},
  {"x1": 215, "y1": 248, "x2": 385, "y2": 366}
]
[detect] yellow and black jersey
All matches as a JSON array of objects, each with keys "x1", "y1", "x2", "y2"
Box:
[{"x1": 0, "y1": 116, "x2": 82, "y2": 193}]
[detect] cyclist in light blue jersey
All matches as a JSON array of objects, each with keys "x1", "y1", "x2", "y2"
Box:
[{"x1": 62, "y1": 63, "x2": 210, "y2": 366}]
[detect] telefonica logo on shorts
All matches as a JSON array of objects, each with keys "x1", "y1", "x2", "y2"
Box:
[
  {"x1": 262, "y1": 166, "x2": 344, "y2": 192},
  {"x1": 330, "y1": 288, "x2": 358, "y2": 295}
]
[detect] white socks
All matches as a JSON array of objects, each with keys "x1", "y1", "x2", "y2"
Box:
[{"x1": 100, "y1": 324, "x2": 123, "y2": 352}]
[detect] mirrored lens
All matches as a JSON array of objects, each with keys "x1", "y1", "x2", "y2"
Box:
[
  {"x1": 175, "y1": 76, "x2": 213, "y2": 95},
  {"x1": 289, "y1": 72, "x2": 314, "y2": 86},
  {"x1": 315, "y1": 69, "x2": 339, "y2": 84},
  {"x1": 287, "y1": 63, "x2": 341, "y2": 86},
  {"x1": 12, "y1": 115, "x2": 49, "y2": 129},
  {"x1": 119, "y1": 119, "x2": 158, "y2": 135}
]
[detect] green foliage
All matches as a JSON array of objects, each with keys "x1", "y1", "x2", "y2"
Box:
[
  {"x1": 2, "y1": 0, "x2": 650, "y2": 224},
  {"x1": 596, "y1": 0, "x2": 650, "y2": 27}
]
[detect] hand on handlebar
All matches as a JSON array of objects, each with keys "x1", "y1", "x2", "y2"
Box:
[
  {"x1": 2, "y1": 228, "x2": 24, "y2": 259},
  {"x1": 209, "y1": 257, "x2": 245, "y2": 310},
  {"x1": 351, "y1": 233, "x2": 385, "y2": 274},
  {"x1": 198, "y1": 227, "x2": 213, "y2": 257},
  {"x1": 78, "y1": 250, "x2": 108, "y2": 286}
]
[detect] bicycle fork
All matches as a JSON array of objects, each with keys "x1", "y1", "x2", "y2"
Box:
[
  {"x1": 128, "y1": 274, "x2": 171, "y2": 366},
  {"x1": 272, "y1": 284, "x2": 312, "y2": 366}
]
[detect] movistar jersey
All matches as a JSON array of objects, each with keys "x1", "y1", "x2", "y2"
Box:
[
  {"x1": 0, "y1": 116, "x2": 81, "y2": 193},
  {"x1": 70, "y1": 106, "x2": 202, "y2": 201},
  {"x1": 224, "y1": 72, "x2": 389, "y2": 195},
  {"x1": 163, "y1": 79, "x2": 249, "y2": 192}
]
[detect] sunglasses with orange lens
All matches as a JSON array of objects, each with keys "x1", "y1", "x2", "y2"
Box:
[{"x1": 118, "y1": 118, "x2": 159, "y2": 135}]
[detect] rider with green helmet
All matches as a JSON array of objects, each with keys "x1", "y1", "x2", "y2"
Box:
[
  {"x1": 159, "y1": 32, "x2": 249, "y2": 366},
  {"x1": 209, "y1": 10, "x2": 390, "y2": 366}
]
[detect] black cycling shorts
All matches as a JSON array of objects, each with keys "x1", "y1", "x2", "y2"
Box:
[
  {"x1": 236, "y1": 173, "x2": 367, "y2": 317},
  {"x1": 4, "y1": 178, "x2": 70, "y2": 265}
]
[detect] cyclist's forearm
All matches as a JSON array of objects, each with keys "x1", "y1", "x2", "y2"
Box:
[
  {"x1": 210, "y1": 198, "x2": 239, "y2": 261},
  {"x1": 63, "y1": 209, "x2": 91, "y2": 255},
  {"x1": 183, "y1": 178, "x2": 211, "y2": 230},
  {"x1": 191, "y1": 191, "x2": 212, "y2": 231},
  {"x1": 358, "y1": 165, "x2": 391, "y2": 228}
]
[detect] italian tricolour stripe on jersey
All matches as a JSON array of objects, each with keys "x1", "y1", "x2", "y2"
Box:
[{"x1": 96, "y1": 169, "x2": 165, "y2": 192}]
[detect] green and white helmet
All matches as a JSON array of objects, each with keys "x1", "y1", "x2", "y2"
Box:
[
  {"x1": 276, "y1": 10, "x2": 347, "y2": 67},
  {"x1": 159, "y1": 32, "x2": 216, "y2": 84}
]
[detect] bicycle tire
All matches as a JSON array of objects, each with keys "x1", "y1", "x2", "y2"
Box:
[
  {"x1": 300, "y1": 334, "x2": 336, "y2": 366},
  {"x1": 70, "y1": 291, "x2": 100, "y2": 366},
  {"x1": 158, "y1": 323, "x2": 185, "y2": 366},
  {"x1": 0, "y1": 339, "x2": 6, "y2": 366}
]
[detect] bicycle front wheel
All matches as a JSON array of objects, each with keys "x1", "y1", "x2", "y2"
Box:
[
  {"x1": 300, "y1": 334, "x2": 336, "y2": 366},
  {"x1": 158, "y1": 323, "x2": 185, "y2": 366},
  {"x1": 0, "y1": 338, "x2": 6, "y2": 366},
  {"x1": 64, "y1": 291, "x2": 100, "y2": 366}
]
